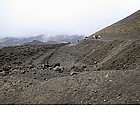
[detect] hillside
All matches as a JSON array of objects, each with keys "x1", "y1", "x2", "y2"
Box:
[
  {"x1": 93, "y1": 10, "x2": 140, "y2": 40},
  {"x1": 75, "y1": 39, "x2": 140, "y2": 71}
]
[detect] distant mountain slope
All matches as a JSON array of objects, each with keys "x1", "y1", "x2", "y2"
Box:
[
  {"x1": 93, "y1": 10, "x2": 140, "y2": 39},
  {"x1": 47, "y1": 35, "x2": 85, "y2": 42},
  {"x1": 0, "y1": 34, "x2": 84, "y2": 47},
  {"x1": 0, "y1": 35, "x2": 45, "y2": 47},
  {"x1": 24, "y1": 40, "x2": 44, "y2": 45}
]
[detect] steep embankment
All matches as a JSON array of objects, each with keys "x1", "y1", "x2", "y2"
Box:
[{"x1": 75, "y1": 39, "x2": 140, "y2": 70}]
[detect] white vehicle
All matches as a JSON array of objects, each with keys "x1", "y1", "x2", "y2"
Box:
[{"x1": 92, "y1": 35, "x2": 101, "y2": 40}]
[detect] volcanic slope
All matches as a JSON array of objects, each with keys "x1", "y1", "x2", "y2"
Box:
[
  {"x1": 92, "y1": 10, "x2": 140, "y2": 40},
  {"x1": 0, "y1": 10, "x2": 140, "y2": 104}
]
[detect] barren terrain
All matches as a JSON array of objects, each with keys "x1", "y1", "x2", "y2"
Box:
[{"x1": 0, "y1": 10, "x2": 140, "y2": 104}]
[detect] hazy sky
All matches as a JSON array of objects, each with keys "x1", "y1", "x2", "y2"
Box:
[{"x1": 0, "y1": 0, "x2": 140, "y2": 37}]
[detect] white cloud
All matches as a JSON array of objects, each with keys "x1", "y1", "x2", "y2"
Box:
[{"x1": 0, "y1": 0, "x2": 140, "y2": 37}]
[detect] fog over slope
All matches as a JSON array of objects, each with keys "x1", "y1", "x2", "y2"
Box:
[{"x1": 0, "y1": 35, "x2": 84, "y2": 47}]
